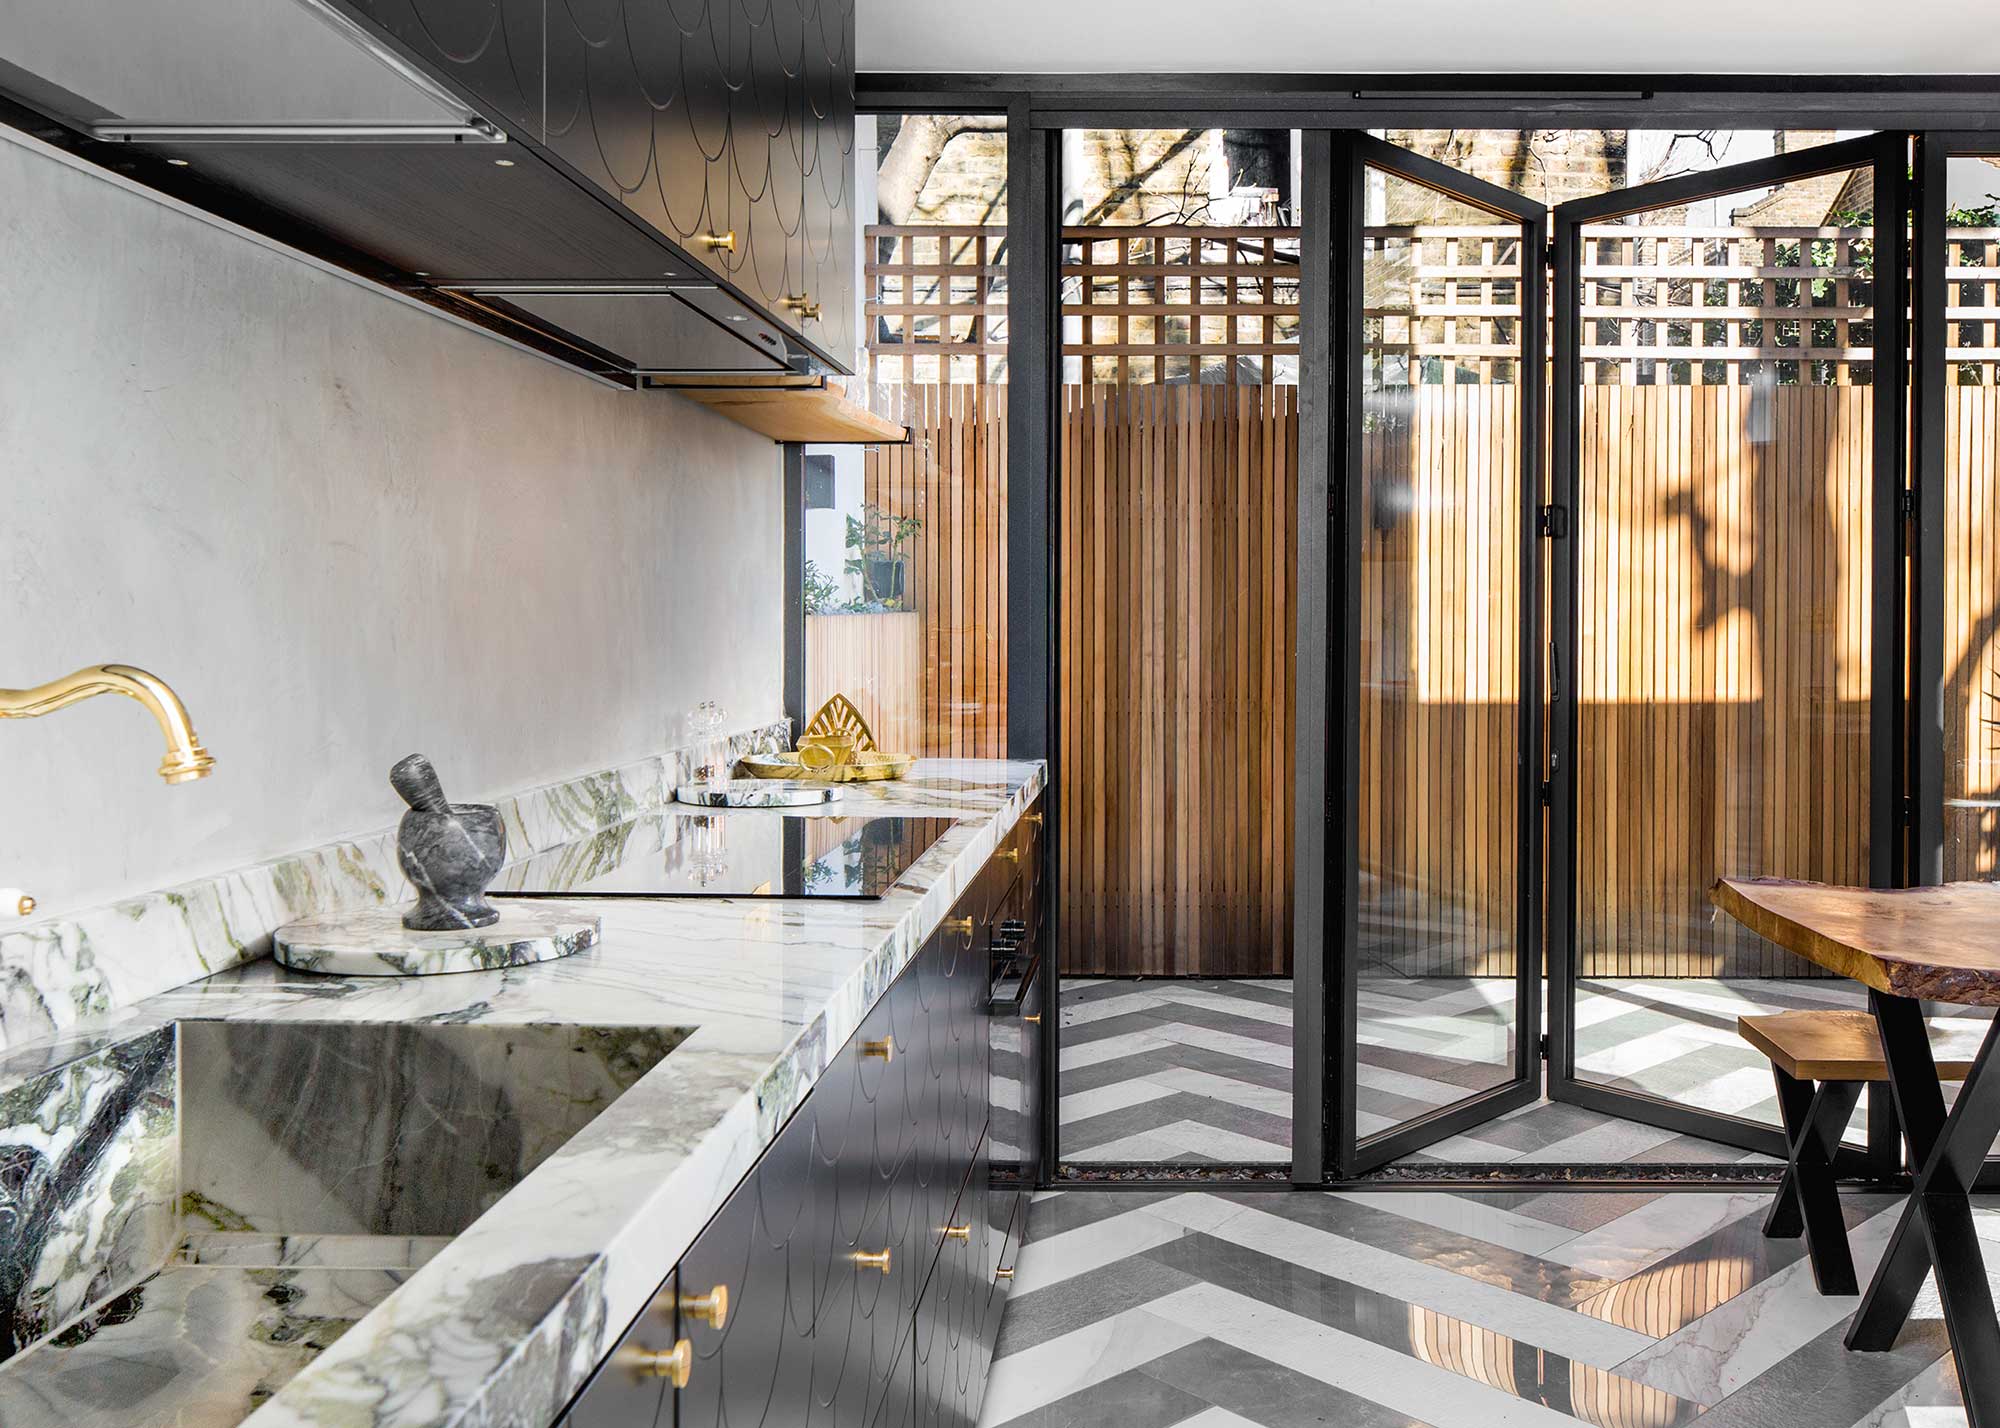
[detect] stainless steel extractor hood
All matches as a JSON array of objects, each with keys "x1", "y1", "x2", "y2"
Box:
[{"x1": 0, "y1": 0, "x2": 485, "y2": 136}]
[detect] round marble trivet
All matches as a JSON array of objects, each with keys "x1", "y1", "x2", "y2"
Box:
[
  {"x1": 273, "y1": 904, "x2": 600, "y2": 977},
  {"x1": 673, "y1": 779, "x2": 840, "y2": 807}
]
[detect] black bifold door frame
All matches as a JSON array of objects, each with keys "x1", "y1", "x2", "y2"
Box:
[{"x1": 845, "y1": 91, "x2": 2000, "y2": 1187}]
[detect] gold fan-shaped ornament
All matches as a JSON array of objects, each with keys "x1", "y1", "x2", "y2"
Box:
[
  {"x1": 802, "y1": 693, "x2": 878, "y2": 751},
  {"x1": 739, "y1": 694, "x2": 913, "y2": 782}
]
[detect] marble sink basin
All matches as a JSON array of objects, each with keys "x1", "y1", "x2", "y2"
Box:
[
  {"x1": 0, "y1": 1018, "x2": 689, "y2": 1428},
  {"x1": 179, "y1": 1019, "x2": 687, "y2": 1241}
]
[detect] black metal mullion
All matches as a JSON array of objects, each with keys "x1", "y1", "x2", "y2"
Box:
[
  {"x1": 1329, "y1": 130, "x2": 1368, "y2": 1181},
  {"x1": 1547, "y1": 214, "x2": 1583, "y2": 1096},
  {"x1": 1518, "y1": 206, "x2": 1550, "y2": 1099},
  {"x1": 783, "y1": 445, "x2": 805, "y2": 735},
  {"x1": 999, "y1": 99, "x2": 1064, "y2": 1183},
  {"x1": 1872, "y1": 136, "x2": 1912, "y2": 893},
  {"x1": 1912, "y1": 134, "x2": 1949, "y2": 889},
  {"x1": 1292, "y1": 129, "x2": 1336, "y2": 1186}
]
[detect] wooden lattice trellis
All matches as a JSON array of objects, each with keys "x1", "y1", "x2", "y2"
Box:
[{"x1": 865, "y1": 221, "x2": 2000, "y2": 387}]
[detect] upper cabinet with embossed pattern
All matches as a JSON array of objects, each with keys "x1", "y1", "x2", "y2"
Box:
[{"x1": 346, "y1": 0, "x2": 856, "y2": 373}]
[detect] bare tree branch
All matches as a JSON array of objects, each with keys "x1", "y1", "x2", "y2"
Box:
[{"x1": 875, "y1": 114, "x2": 1007, "y2": 224}]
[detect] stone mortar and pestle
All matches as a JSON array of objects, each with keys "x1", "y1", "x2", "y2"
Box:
[{"x1": 391, "y1": 753, "x2": 507, "y2": 931}]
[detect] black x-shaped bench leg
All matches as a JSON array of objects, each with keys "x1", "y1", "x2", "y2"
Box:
[
  {"x1": 1765, "y1": 1066, "x2": 1862, "y2": 1295},
  {"x1": 1844, "y1": 990, "x2": 2000, "y2": 1428}
]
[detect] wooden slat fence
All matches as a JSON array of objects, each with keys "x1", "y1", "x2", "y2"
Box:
[
  {"x1": 1945, "y1": 387, "x2": 2000, "y2": 882},
  {"x1": 830, "y1": 221, "x2": 2000, "y2": 979},
  {"x1": 805, "y1": 612, "x2": 922, "y2": 756},
  {"x1": 1059, "y1": 384, "x2": 1299, "y2": 976},
  {"x1": 859, "y1": 384, "x2": 1009, "y2": 760}
]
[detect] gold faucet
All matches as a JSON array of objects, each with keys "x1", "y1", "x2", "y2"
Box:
[{"x1": 1, "y1": 664, "x2": 216, "y2": 784}]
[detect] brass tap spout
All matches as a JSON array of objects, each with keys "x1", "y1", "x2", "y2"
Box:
[{"x1": 0, "y1": 664, "x2": 216, "y2": 784}]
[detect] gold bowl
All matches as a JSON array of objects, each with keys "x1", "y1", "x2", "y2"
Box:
[{"x1": 740, "y1": 750, "x2": 913, "y2": 784}]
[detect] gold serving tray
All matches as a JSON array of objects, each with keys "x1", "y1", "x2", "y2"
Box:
[{"x1": 740, "y1": 751, "x2": 914, "y2": 784}]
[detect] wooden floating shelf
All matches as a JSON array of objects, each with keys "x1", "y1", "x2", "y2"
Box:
[{"x1": 646, "y1": 374, "x2": 909, "y2": 444}]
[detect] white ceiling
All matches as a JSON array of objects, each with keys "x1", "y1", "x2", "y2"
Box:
[{"x1": 857, "y1": 0, "x2": 2000, "y2": 76}]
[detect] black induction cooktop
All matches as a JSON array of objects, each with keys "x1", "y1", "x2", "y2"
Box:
[{"x1": 495, "y1": 812, "x2": 955, "y2": 901}]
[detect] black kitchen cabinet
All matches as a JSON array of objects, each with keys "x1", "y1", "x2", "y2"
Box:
[
  {"x1": 562, "y1": 828, "x2": 1038, "y2": 1428},
  {"x1": 561, "y1": 1267, "x2": 678, "y2": 1428},
  {"x1": 341, "y1": 0, "x2": 857, "y2": 371}
]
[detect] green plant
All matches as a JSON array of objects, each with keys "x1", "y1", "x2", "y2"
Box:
[
  {"x1": 844, "y1": 505, "x2": 923, "y2": 609},
  {"x1": 803, "y1": 559, "x2": 840, "y2": 615}
]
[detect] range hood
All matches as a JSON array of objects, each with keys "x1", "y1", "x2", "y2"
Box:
[
  {"x1": 0, "y1": 0, "x2": 822, "y2": 383},
  {"x1": 0, "y1": 0, "x2": 479, "y2": 135}
]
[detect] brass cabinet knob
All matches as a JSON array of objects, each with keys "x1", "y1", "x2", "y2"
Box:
[
  {"x1": 862, "y1": 1037, "x2": 895, "y2": 1062},
  {"x1": 3, "y1": 889, "x2": 34, "y2": 919},
  {"x1": 943, "y1": 1223, "x2": 970, "y2": 1242},
  {"x1": 1024, "y1": 1013, "x2": 1041, "y2": 1025},
  {"x1": 699, "y1": 230, "x2": 737, "y2": 252},
  {"x1": 853, "y1": 1248, "x2": 891, "y2": 1273},
  {"x1": 1024, "y1": 812, "x2": 1044, "y2": 828},
  {"x1": 995, "y1": 846, "x2": 1020, "y2": 863},
  {"x1": 678, "y1": 1284, "x2": 729, "y2": 1330},
  {"x1": 781, "y1": 295, "x2": 822, "y2": 321},
  {"x1": 622, "y1": 1339, "x2": 692, "y2": 1388},
  {"x1": 995, "y1": 1266, "x2": 1015, "y2": 1282},
  {"x1": 943, "y1": 916, "x2": 973, "y2": 937}
]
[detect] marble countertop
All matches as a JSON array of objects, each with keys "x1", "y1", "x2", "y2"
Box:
[{"x1": 0, "y1": 758, "x2": 1045, "y2": 1428}]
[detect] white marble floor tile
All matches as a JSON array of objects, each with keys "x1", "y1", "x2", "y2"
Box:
[
  {"x1": 1513, "y1": 1116, "x2": 1682, "y2": 1165},
  {"x1": 1061, "y1": 1030, "x2": 1174, "y2": 1071},
  {"x1": 1147, "y1": 1021, "x2": 1293, "y2": 1070},
  {"x1": 1149, "y1": 986, "x2": 1296, "y2": 1027},
  {"x1": 1060, "y1": 991, "x2": 1170, "y2": 1027},
  {"x1": 1149, "y1": 1198, "x2": 1657, "y2": 1367},
  {"x1": 1146, "y1": 1281, "x2": 1617, "y2": 1428},
  {"x1": 1146, "y1": 1066, "x2": 1293, "y2": 1117},
  {"x1": 1542, "y1": 1192, "x2": 1771, "y2": 1278},
  {"x1": 977, "y1": 1305, "x2": 1204, "y2": 1425},
  {"x1": 1169, "y1": 1409, "x2": 1267, "y2": 1428},
  {"x1": 1353, "y1": 1060, "x2": 1465, "y2": 1106},
  {"x1": 1077, "y1": 1121, "x2": 1290, "y2": 1163},
  {"x1": 1613, "y1": 1202, "x2": 1902, "y2": 1403},
  {"x1": 1332, "y1": 1190, "x2": 1581, "y2": 1258},
  {"x1": 1009, "y1": 1203, "x2": 1197, "y2": 1295},
  {"x1": 1059, "y1": 1077, "x2": 1179, "y2": 1124}
]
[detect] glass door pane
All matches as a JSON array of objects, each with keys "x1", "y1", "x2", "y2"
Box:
[
  {"x1": 1551, "y1": 138, "x2": 1901, "y2": 1154},
  {"x1": 1342, "y1": 137, "x2": 1545, "y2": 1173},
  {"x1": 1054, "y1": 128, "x2": 1302, "y2": 1170}
]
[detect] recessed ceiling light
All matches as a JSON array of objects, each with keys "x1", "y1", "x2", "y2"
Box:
[
  {"x1": 725, "y1": 314, "x2": 748, "y2": 322},
  {"x1": 494, "y1": 157, "x2": 515, "y2": 167},
  {"x1": 166, "y1": 157, "x2": 190, "y2": 167}
]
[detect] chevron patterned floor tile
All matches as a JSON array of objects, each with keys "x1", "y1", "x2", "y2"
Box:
[
  {"x1": 977, "y1": 1188, "x2": 1994, "y2": 1428},
  {"x1": 1057, "y1": 976, "x2": 1993, "y2": 1166}
]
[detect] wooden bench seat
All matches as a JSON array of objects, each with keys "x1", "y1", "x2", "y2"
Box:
[
  {"x1": 1738, "y1": 1009, "x2": 1987, "y2": 1082},
  {"x1": 1739, "y1": 1007, "x2": 1986, "y2": 1297}
]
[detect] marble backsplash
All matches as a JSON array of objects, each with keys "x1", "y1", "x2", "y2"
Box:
[{"x1": 0, "y1": 722, "x2": 788, "y2": 1060}]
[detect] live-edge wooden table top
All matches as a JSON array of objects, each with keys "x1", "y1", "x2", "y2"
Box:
[{"x1": 1713, "y1": 877, "x2": 2000, "y2": 1007}]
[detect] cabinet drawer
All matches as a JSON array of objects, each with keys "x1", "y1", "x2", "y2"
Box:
[
  {"x1": 910, "y1": 916, "x2": 988, "y2": 1259},
  {"x1": 911, "y1": 1133, "x2": 990, "y2": 1428},
  {"x1": 564, "y1": 1268, "x2": 676, "y2": 1428}
]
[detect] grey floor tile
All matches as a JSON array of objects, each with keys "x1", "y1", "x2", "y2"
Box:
[
  {"x1": 985, "y1": 1362, "x2": 1211, "y2": 1428},
  {"x1": 1688, "y1": 1317, "x2": 1951, "y2": 1428},
  {"x1": 996, "y1": 1253, "x2": 1201, "y2": 1358},
  {"x1": 1027, "y1": 1190, "x2": 1180, "y2": 1241},
  {"x1": 1139, "y1": 1334, "x2": 1437, "y2": 1427},
  {"x1": 1139, "y1": 1231, "x2": 1702, "y2": 1423},
  {"x1": 1225, "y1": 1191, "x2": 1619, "y2": 1306},
  {"x1": 1064, "y1": 1092, "x2": 1293, "y2": 1156}
]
